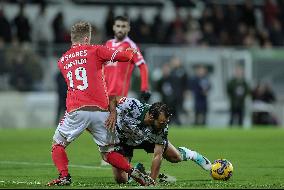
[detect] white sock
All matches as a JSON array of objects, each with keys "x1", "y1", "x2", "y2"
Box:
[{"x1": 178, "y1": 147, "x2": 197, "y2": 161}]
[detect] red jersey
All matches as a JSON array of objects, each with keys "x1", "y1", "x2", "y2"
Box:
[
  {"x1": 105, "y1": 37, "x2": 149, "y2": 96},
  {"x1": 58, "y1": 44, "x2": 134, "y2": 113}
]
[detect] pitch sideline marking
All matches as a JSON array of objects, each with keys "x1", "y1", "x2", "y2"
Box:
[{"x1": 0, "y1": 161, "x2": 111, "y2": 170}]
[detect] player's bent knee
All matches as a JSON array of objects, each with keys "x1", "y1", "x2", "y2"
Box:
[
  {"x1": 166, "y1": 154, "x2": 182, "y2": 163},
  {"x1": 51, "y1": 144, "x2": 66, "y2": 152}
]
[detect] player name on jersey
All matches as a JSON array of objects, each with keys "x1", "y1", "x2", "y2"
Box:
[
  {"x1": 61, "y1": 50, "x2": 88, "y2": 62},
  {"x1": 63, "y1": 58, "x2": 87, "y2": 70}
]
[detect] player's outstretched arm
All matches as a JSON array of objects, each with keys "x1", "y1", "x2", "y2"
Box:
[
  {"x1": 150, "y1": 144, "x2": 164, "y2": 182},
  {"x1": 97, "y1": 45, "x2": 137, "y2": 63},
  {"x1": 138, "y1": 63, "x2": 151, "y2": 103}
]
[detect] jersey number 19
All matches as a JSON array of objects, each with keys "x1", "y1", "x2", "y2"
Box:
[{"x1": 66, "y1": 67, "x2": 88, "y2": 90}]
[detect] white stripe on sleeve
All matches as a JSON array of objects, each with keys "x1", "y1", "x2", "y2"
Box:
[{"x1": 110, "y1": 49, "x2": 119, "y2": 63}]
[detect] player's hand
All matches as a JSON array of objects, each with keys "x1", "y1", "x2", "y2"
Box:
[
  {"x1": 140, "y1": 90, "x2": 151, "y2": 103},
  {"x1": 126, "y1": 47, "x2": 138, "y2": 54},
  {"x1": 105, "y1": 111, "x2": 117, "y2": 132}
]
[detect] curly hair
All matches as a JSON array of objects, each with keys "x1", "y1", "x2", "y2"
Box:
[{"x1": 149, "y1": 102, "x2": 172, "y2": 120}]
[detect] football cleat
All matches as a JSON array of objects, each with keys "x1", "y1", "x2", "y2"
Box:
[
  {"x1": 158, "y1": 173, "x2": 177, "y2": 183},
  {"x1": 46, "y1": 174, "x2": 71, "y2": 186},
  {"x1": 193, "y1": 153, "x2": 212, "y2": 171},
  {"x1": 129, "y1": 168, "x2": 155, "y2": 186},
  {"x1": 134, "y1": 163, "x2": 147, "y2": 175}
]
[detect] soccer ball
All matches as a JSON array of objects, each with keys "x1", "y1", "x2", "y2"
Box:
[{"x1": 210, "y1": 159, "x2": 233, "y2": 181}]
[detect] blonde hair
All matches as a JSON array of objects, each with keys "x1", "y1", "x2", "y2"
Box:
[{"x1": 71, "y1": 21, "x2": 92, "y2": 44}]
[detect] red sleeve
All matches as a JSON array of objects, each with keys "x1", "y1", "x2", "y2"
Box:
[
  {"x1": 138, "y1": 63, "x2": 149, "y2": 91},
  {"x1": 96, "y1": 45, "x2": 133, "y2": 62}
]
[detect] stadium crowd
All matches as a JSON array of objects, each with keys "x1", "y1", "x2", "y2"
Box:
[
  {"x1": 1, "y1": 1, "x2": 284, "y2": 47},
  {"x1": 0, "y1": 0, "x2": 280, "y2": 126}
]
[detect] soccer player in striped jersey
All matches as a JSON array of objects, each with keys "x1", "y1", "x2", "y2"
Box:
[{"x1": 98, "y1": 97, "x2": 212, "y2": 184}]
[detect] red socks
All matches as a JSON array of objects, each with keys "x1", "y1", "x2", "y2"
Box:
[
  {"x1": 105, "y1": 151, "x2": 132, "y2": 173},
  {"x1": 51, "y1": 146, "x2": 131, "y2": 176},
  {"x1": 51, "y1": 144, "x2": 69, "y2": 177}
]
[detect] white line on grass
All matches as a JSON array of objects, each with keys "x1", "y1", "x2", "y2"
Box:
[
  {"x1": 0, "y1": 180, "x2": 41, "y2": 185},
  {"x1": 0, "y1": 161, "x2": 111, "y2": 170}
]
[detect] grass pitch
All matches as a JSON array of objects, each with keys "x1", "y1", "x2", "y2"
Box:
[{"x1": 0, "y1": 127, "x2": 283, "y2": 189}]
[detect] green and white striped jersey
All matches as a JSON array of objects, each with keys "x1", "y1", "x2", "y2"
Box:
[{"x1": 115, "y1": 97, "x2": 168, "y2": 146}]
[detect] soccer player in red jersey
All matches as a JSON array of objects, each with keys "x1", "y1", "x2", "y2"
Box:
[
  {"x1": 47, "y1": 21, "x2": 154, "y2": 186},
  {"x1": 104, "y1": 16, "x2": 151, "y2": 102}
]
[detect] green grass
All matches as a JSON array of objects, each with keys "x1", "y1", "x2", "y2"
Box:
[{"x1": 0, "y1": 127, "x2": 284, "y2": 189}]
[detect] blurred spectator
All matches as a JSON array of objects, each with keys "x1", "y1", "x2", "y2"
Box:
[
  {"x1": 263, "y1": 0, "x2": 279, "y2": 28},
  {"x1": 52, "y1": 11, "x2": 70, "y2": 56},
  {"x1": 168, "y1": 8, "x2": 186, "y2": 44},
  {"x1": 52, "y1": 11, "x2": 68, "y2": 44},
  {"x1": 243, "y1": 27, "x2": 259, "y2": 47},
  {"x1": 211, "y1": 4, "x2": 225, "y2": 36},
  {"x1": 6, "y1": 40, "x2": 43, "y2": 91},
  {"x1": 234, "y1": 22, "x2": 249, "y2": 46},
  {"x1": 131, "y1": 11, "x2": 152, "y2": 43},
  {"x1": 32, "y1": 1, "x2": 52, "y2": 57},
  {"x1": 0, "y1": 7, "x2": 12, "y2": 43},
  {"x1": 156, "y1": 62, "x2": 176, "y2": 121},
  {"x1": 12, "y1": 2, "x2": 31, "y2": 43},
  {"x1": 190, "y1": 65, "x2": 211, "y2": 126},
  {"x1": 184, "y1": 13, "x2": 202, "y2": 46},
  {"x1": 104, "y1": 7, "x2": 115, "y2": 40},
  {"x1": 151, "y1": 10, "x2": 167, "y2": 44},
  {"x1": 252, "y1": 82, "x2": 278, "y2": 125},
  {"x1": 227, "y1": 66, "x2": 250, "y2": 126},
  {"x1": 240, "y1": 0, "x2": 256, "y2": 28},
  {"x1": 257, "y1": 29, "x2": 273, "y2": 48},
  {"x1": 200, "y1": 21, "x2": 218, "y2": 46},
  {"x1": 55, "y1": 71, "x2": 67, "y2": 125},
  {"x1": 168, "y1": 56, "x2": 188, "y2": 125},
  {"x1": 268, "y1": 18, "x2": 284, "y2": 46},
  {"x1": 0, "y1": 38, "x2": 8, "y2": 75},
  {"x1": 199, "y1": 6, "x2": 213, "y2": 33},
  {"x1": 224, "y1": 3, "x2": 241, "y2": 42}
]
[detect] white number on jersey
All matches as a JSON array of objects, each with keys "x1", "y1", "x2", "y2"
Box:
[{"x1": 66, "y1": 67, "x2": 88, "y2": 90}]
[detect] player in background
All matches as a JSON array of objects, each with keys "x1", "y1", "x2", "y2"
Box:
[
  {"x1": 47, "y1": 21, "x2": 154, "y2": 186},
  {"x1": 104, "y1": 15, "x2": 151, "y2": 102},
  {"x1": 89, "y1": 97, "x2": 212, "y2": 184},
  {"x1": 101, "y1": 15, "x2": 151, "y2": 166}
]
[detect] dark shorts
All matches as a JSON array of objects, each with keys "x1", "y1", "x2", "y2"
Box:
[{"x1": 115, "y1": 140, "x2": 169, "y2": 161}]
